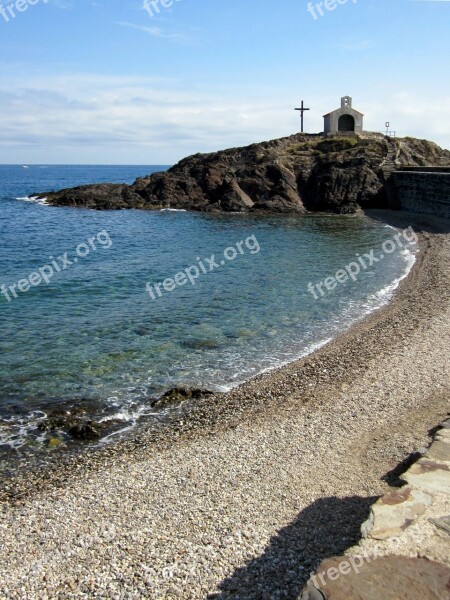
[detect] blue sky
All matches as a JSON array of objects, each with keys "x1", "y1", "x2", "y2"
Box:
[{"x1": 1, "y1": 0, "x2": 449, "y2": 164}]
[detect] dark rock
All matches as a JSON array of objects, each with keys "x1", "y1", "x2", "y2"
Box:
[
  {"x1": 38, "y1": 415, "x2": 102, "y2": 439},
  {"x1": 37, "y1": 184, "x2": 129, "y2": 210},
  {"x1": 38, "y1": 414, "x2": 83, "y2": 433},
  {"x1": 299, "y1": 555, "x2": 450, "y2": 599},
  {"x1": 151, "y1": 388, "x2": 213, "y2": 409},
  {"x1": 36, "y1": 401, "x2": 121, "y2": 441},
  {"x1": 37, "y1": 134, "x2": 450, "y2": 214},
  {"x1": 67, "y1": 422, "x2": 102, "y2": 440}
]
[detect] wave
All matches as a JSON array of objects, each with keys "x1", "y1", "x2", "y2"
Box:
[
  {"x1": 16, "y1": 195, "x2": 49, "y2": 206},
  {"x1": 97, "y1": 405, "x2": 163, "y2": 445},
  {"x1": 373, "y1": 246, "x2": 417, "y2": 303},
  {"x1": 214, "y1": 337, "x2": 334, "y2": 393},
  {"x1": 0, "y1": 411, "x2": 47, "y2": 451}
]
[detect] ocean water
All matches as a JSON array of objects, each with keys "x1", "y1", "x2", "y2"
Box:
[{"x1": 0, "y1": 165, "x2": 418, "y2": 467}]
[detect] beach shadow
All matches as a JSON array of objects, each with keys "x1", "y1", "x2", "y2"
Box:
[
  {"x1": 208, "y1": 495, "x2": 376, "y2": 600},
  {"x1": 381, "y1": 450, "x2": 423, "y2": 487},
  {"x1": 365, "y1": 209, "x2": 450, "y2": 234},
  {"x1": 383, "y1": 415, "x2": 450, "y2": 487}
]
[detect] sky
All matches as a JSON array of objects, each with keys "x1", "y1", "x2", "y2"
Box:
[{"x1": 0, "y1": 0, "x2": 449, "y2": 164}]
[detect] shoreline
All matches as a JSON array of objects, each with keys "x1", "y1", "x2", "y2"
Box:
[
  {"x1": 0, "y1": 209, "x2": 449, "y2": 597},
  {"x1": 1, "y1": 209, "x2": 449, "y2": 505},
  {"x1": 0, "y1": 207, "x2": 414, "y2": 459}
]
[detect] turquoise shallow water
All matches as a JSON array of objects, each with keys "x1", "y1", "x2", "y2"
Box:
[{"x1": 0, "y1": 165, "x2": 418, "y2": 462}]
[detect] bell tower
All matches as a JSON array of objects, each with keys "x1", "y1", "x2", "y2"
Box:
[{"x1": 341, "y1": 96, "x2": 352, "y2": 109}]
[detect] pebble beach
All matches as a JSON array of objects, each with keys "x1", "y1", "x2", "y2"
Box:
[{"x1": 0, "y1": 210, "x2": 449, "y2": 599}]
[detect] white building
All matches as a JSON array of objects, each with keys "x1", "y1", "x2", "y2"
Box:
[{"x1": 323, "y1": 96, "x2": 364, "y2": 135}]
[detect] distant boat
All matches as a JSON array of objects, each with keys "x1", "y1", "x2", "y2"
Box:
[{"x1": 22, "y1": 165, "x2": 29, "y2": 169}]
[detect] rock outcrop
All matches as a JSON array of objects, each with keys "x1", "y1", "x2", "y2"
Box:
[{"x1": 37, "y1": 134, "x2": 450, "y2": 214}]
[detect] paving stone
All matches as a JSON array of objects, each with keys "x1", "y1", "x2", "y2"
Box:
[
  {"x1": 298, "y1": 556, "x2": 450, "y2": 600},
  {"x1": 436, "y1": 430, "x2": 450, "y2": 442},
  {"x1": 427, "y1": 440, "x2": 450, "y2": 463},
  {"x1": 402, "y1": 458, "x2": 450, "y2": 494},
  {"x1": 429, "y1": 515, "x2": 450, "y2": 536},
  {"x1": 361, "y1": 486, "x2": 433, "y2": 540}
]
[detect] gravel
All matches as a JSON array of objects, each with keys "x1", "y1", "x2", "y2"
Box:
[{"x1": 0, "y1": 211, "x2": 449, "y2": 599}]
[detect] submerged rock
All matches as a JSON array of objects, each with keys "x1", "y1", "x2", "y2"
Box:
[
  {"x1": 181, "y1": 339, "x2": 221, "y2": 350},
  {"x1": 47, "y1": 438, "x2": 63, "y2": 448}
]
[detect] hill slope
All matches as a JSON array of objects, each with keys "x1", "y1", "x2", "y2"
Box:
[{"x1": 38, "y1": 134, "x2": 450, "y2": 214}]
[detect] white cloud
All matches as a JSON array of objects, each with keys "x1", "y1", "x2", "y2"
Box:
[
  {"x1": 336, "y1": 40, "x2": 374, "y2": 52},
  {"x1": 116, "y1": 21, "x2": 192, "y2": 43},
  {"x1": 0, "y1": 74, "x2": 448, "y2": 164},
  {"x1": 47, "y1": 0, "x2": 74, "y2": 9}
]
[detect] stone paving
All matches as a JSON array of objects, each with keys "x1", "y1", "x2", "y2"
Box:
[{"x1": 299, "y1": 417, "x2": 450, "y2": 599}]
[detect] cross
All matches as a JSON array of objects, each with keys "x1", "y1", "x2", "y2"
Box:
[{"x1": 295, "y1": 101, "x2": 310, "y2": 133}]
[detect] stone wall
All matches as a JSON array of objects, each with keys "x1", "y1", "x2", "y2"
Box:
[{"x1": 392, "y1": 171, "x2": 450, "y2": 219}]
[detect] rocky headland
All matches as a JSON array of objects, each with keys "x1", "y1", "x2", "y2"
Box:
[{"x1": 37, "y1": 134, "x2": 450, "y2": 214}]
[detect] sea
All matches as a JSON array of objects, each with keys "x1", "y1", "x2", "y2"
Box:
[{"x1": 0, "y1": 165, "x2": 418, "y2": 475}]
